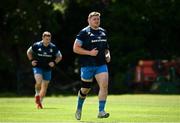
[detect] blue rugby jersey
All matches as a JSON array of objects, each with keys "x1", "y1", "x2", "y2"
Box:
[
  {"x1": 31, "y1": 41, "x2": 61, "y2": 70},
  {"x1": 75, "y1": 26, "x2": 109, "y2": 66}
]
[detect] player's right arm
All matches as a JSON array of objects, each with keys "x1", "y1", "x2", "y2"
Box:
[
  {"x1": 73, "y1": 40, "x2": 98, "y2": 56},
  {"x1": 27, "y1": 46, "x2": 33, "y2": 61},
  {"x1": 27, "y1": 46, "x2": 37, "y2": 66}
]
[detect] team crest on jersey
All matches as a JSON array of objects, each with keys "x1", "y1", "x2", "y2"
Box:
[
  {"x1": 50, "y1": 49, "x2": 53, "y2": 53},
  {"x1": 38, "y1": 48, "x2": 42, "y2": 51}
]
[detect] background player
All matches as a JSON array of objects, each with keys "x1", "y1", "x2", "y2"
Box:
[{"x1": 27, "y1": 31, "x2": 62, "y2": 109}]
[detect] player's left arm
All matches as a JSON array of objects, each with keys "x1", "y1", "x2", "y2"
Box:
[
  {"x1": 105, "y1": 49, "x2": 111, "y2": 63},
  {"x1": 104, "y1": 30, "x2": 111, "y2": 63},
  {"x1": 49, "y1": 47, "x2": 62, "y2": 67},
  {"x1": 54, "y1": 50, "x2": 62, "y2": 64},
  {"x1": 105, "y1": 36, "x2": 111, "y2": 63}
]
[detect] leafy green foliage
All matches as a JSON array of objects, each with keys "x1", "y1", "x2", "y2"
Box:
[{"x1": 0, "y1": 0, "x2": 180, "y2": 93}]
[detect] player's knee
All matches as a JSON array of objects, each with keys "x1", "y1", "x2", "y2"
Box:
[
  {"x1": 100, "y1": 84, "x2": 108, "y2": 89},
  {"x1": 81, "y1": 81, "x2": 92, "y2": 89},
  {"x1": 78, "y1": 81, "x2": 92, "y2": 98},
  {"x1": 78, "y1": 89, "x2": 87, "y2": 98},
  {"x1": 35, "y1": 83, "x2": 41, "y2": 89},
  {"x1": 99, "y1": 81, "x2": 108, "y2": 88}
]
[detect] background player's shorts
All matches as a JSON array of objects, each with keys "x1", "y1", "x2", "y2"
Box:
[
  {"x1": 33, "y1": 67, "x2": 52, "y2": 81},
  {"x1": 80, "y1": 64, "x2": 108, "y2": 81}
]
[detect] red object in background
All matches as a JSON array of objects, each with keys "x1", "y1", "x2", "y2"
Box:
[{"x1": 135, "y1": 60, "x2": 157, "y2": 83}]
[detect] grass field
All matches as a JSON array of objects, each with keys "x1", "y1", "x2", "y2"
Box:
[{"x1": 0, "y1": 94, "x2": 180, "y2": 123}]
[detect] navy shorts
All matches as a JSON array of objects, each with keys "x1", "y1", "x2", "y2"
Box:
[
  {"x1": 33, "y1": 67, "x2": 52, "y2": 81},
  {"x1": 80, "y1": 64, "x2": 108, "y2": 81}
]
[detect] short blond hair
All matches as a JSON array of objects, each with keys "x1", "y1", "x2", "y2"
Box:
[
  {"x1": 42, "y1": 31, "x2": 51, "y2": 37},
  {"x1": 88, "y1": 11, "x2": 101, "y2": 19}
]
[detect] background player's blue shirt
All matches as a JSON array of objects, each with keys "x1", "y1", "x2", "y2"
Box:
[
  {"x1": 32, "y1": 41, "x2": 61, "y2": 70},
  {"x1": 76, "y1": 26, "x2": 109, "y2": 66}
]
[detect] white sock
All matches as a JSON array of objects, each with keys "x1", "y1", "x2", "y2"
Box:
[{"x1": 35, "y1": 89, "x2": 40, "y2": 96}]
